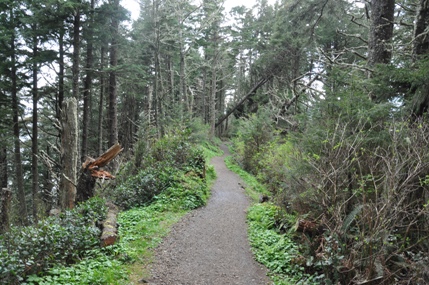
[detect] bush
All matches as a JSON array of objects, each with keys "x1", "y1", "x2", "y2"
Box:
[
  {"x1": 113, "y1": 130, "x2": 207, "y2": 210},
  {"x1": 112, "y1": 166, "x2": 180, "y2": 209},
  {"x1": 0, "y1": 198, "x2": 107, "y2": 285},
  {"x1": 231, "y1": 108, "x2": 274, "y2": 174},
  {"x1": 254, "y1": 139, "x2": 294, "y2": 195},
  {"x1": 284, "y1": 115, "x2": 429, "y2": 283}
]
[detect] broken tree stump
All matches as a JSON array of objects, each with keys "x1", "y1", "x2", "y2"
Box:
[
  {"x1": 100, "y1": 202, "x2": 119, "y2": 247},
  {"x1": 76, "y1": 143, "x2": 123, "y2": 203},
  {"x1": 60, "y1": 98, "x2": 78, "y2": 209}
]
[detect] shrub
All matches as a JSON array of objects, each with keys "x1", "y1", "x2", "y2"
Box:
[
  {"x1": 254, "y1": 139, "x2": 294, "y2": 195},
  {"x1": 231, "y1": 108, "x2": 274, "y2": 174},
  {"x1": 0, "y1": 198, "x2": 107, "y2": 285},
  {"x1": 285, "y1": 116, "x2": 429, "y2": 284},
  {"x1": 112, "y1": 166, "x2": 180, "y2": 209},
  {"x1": 113, "y1": 130, "x2": 207, "y2": 210}
]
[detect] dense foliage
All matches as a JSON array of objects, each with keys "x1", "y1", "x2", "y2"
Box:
[
  {"x1": 112, "y1": 130, "x2": 207, "y2": 209},
  {"x1": 0, "y1": 198, "x2": 107, "y2": 285},
  {"x1": 247, "y1": 203, "x2": 319, "y2": 285},
  {"x1": 0, "y1": 129, "x2": 216, "y2": 284},
  {"x1": 230, "y1": 100, "x2": 429, "y2": 284}
]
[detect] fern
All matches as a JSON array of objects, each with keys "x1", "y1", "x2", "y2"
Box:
[{"x1": 341, "y1": 204, "x2": 363, "y2": 233}]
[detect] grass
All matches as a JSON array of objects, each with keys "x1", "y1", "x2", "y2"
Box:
[
  {"x1": 224, "y1": 155, "x2": 270, "y2": 202},
  {"x1": 118, "y1": 206, "x2": 186, "y2": 283}
]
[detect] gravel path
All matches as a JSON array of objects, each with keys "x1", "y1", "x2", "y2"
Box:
[{"x1": 147, "y1": 144, "x2": 271, "y2": 285}]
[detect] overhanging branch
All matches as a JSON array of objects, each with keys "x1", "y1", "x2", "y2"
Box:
[{"x1": 215, "y1": 76, "x2": 271, "y2": 128}]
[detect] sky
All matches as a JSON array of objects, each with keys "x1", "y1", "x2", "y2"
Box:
[{"x1": 121, "y1": 0, "x2": 262, "y2": 21}]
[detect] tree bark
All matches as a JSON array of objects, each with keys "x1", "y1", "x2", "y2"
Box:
[
  {"x1": 108, "y1": 0, "x2": 119, "y2": 146},
  {"x1": 32, "y1": 27, "x2": 39, "y2": 222},
  {"x1": 367, "y1": 0, "x2": 395, "y2": 66},
  {"x1": 72, "y1": 8, "x2": 81, "y2": 100},
  {"x1": 76, "y1": 143, "x2": 122, "y2": 203},
  {"x1": 82, "y1": 0, "x2": 95, "y2": 162},
  {"x1": 100, "y1": 202, "x2": 119, "y2": 247},
  {"x1": 0, "y1": 147, "x2": 8, "y2": 233},
  {"x1": 98, "y1": 46, "x2": 106, "y2": 155},
  {"x1": 413, "y1": 0, "x2": 429, "y2": 58},
  {"x1": 60, "y1": 98, "x2": 78, "y2": 209},
  {"x1": 58, "y1": 26, "x2": 65, "y2": 119},
  {"x1": 411, "y1": 0, "x2": 429, "y2": 118},
  {"x1": 0, "y1": 147, "x2": 6, "y2": 190},
  {"x1": 10, "y1": 14, "x2": 28, "y2": 225},
  {"x1": 209, "y1": 57, "x2": 217, "y2": 138}
]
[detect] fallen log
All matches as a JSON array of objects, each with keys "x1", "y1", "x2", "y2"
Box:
[
  {"x1": 76, "y1": 143, "x2": 123, "y2": 203},
  {"x1": 100, "y1": 202, "x2": 119, "y2": 247}
]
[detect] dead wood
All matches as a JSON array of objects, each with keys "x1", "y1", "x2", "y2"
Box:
[
  {"x1": 296, "y1": 219, "x2": 324, "y2": 235},
  {"x1": 215, "y1": 77, "x2": 271, "y2": 128},
  {"x1": 100, "y1": 202, "x2": 119, "y2": 247},
  {"x1": 76, "y1": 143, "x2": 123, "y2": 203}
]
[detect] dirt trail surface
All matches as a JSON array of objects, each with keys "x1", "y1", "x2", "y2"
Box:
[{"x1": 148, "y1": 144, "x2": 271, "y2": 285}]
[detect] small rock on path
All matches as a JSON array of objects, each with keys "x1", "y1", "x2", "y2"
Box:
[{"x1": 148, "y1": 144, "x2": 271, "y2": 285}]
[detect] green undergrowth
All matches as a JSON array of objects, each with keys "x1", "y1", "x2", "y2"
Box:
[
  {"x1": 224, "y1": 155, "x2": 269, "y2": 202},
  {"x1": 118, "y1": 143, "x2": 218, "y2": 283},
  {"x1": 0, "y1": 197, "x2": 110, "y2": 285},
  {"x1": 225, "y1": 153, "x2": 318, "y2": 284},
  {"x1": 248, "y1": 204, "x2": 318, "y2": 284},
  {"x1": 7, "y1": 138, "x2": 220, "y2": 285}
]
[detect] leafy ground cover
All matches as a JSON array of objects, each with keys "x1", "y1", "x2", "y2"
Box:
[
  {"x1": 225, "y1": 154, "x2": 320, "y2": 284},
  {"x1": 1, "y1": 133, "x2": 220, "y2": 285},
  {"x1": 0, "y1": 197, "x2": 109, "y2": 285}
]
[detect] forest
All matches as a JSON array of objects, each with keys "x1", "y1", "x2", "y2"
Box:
[{"x1": 1, "y1": 0, "x2": 429, "y2": 284}]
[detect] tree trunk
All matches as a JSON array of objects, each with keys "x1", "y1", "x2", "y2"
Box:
[
  {"x1": 82, "y1": 0, "x2": 95, "y2": 162},
  {"x1": 100, "y1": 202, "x2": 119, "y2": 247},
  {"x1": 411, "y1": 0, "x2": 429, "y2": 118},
  {"x1": 1, "y1": 188, "x2": 12, "y2": 233},
  {"x1": 215, "y1": 77, "x2": 271, "y2": 128},
  {"x1": 76, "y1": 143, "x2": 122, "y2": 204},
  {"x1": 0, "y1": 147, "x2": 8, "y2": 232},
  {"x1": 209, "y1": 31, "x2": 218, "y2": 138},
  {"x1": 10, "y1": 17, "x2": 28, "y2": 225},
  {"x1": 72, "y1": 8, "x2": 81, "y2": 100},
  {"x1": 0, "y1": 147, "x2": 6, "y2": 190},
  {"x1": 413, "y1": 0, "x2": 429, "y2": 58},
  {"x1": 209, "y1": 62, "x2": 217, "y2": 138},
  {"x1": 180, "y1": 45, "x2": 188, "y2": 116},
  {"x1": 60, "y1": 98, "x2": 78, "y2": 209},
  {"x1": 58, "y1": 26, "x2": 65, "y2": 118},
  {"x1": 202, "y1": 64, "x2": 207, "y2": 123},
  {"x1": 32, "y1": 28, "x2": 39, "y2": 222},
  {"x1": 367, "y1": 0, "x2": 395, "y2": 66},
  {"x1": 98, "y1": 46, "x2": 106, "y2": 155},
  {"x1": 153, "y1": 0, "x2": 163, "y2": 137},
  {"x1": 108, "y1": 0, "x2": 119, "y2": 147}
]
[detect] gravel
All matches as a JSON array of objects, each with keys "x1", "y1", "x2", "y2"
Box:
[{"x1": 147, "y1": 144, "x2": 271, "y2": 285}]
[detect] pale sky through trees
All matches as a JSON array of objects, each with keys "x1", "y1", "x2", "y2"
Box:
[{"x1": 121, "y1": 0, "x2": 265, "y2": 21}]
